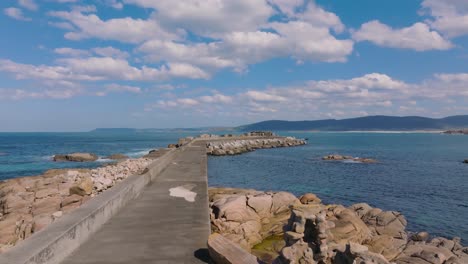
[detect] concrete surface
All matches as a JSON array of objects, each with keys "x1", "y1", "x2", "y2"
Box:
[{"x1": 62, "y1": 142, "x2": 210, "y2": 264}]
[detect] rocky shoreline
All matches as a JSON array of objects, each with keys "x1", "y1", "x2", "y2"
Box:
[
  {"x1": 208, "y1": 187, "x2": 468, "y2": 264},
  {"x1": 206, "y1": 137, "x2": 306, "y2": 156}
]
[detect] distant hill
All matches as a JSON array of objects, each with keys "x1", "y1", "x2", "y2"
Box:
[
  {"x1": 237, "y1": 115, "x2": 468, "y2": 131},
  {"x1": 90, "y1": 127, "x2": 233, "y2": 133}
]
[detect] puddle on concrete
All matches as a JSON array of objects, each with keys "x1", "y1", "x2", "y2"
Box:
[{"x1": 169, "y1": 184, "x2": 197, "y2": 202}]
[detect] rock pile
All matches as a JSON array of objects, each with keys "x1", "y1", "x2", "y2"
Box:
[
  {"x1": 0, "y1": 157, "x2": 153, "y2": 253},
  {"x1": 53, "y1": 153, "x2": 98, "y2": 162},
  {"x1": 105, "y1": 154, "x2": 129, "y2": 160},
  {"x1": 209, "y1": 188, "x2": 468, "y2": 264},
  {"x1": 322, "y1": 154, "x2": 377, "y2": 163},
  {"x1": 206, "y1": 137, "x2": 306, "y2": 156},
  {"x1": 167, "y1": 137, "x2": 194, "y2": 148}
]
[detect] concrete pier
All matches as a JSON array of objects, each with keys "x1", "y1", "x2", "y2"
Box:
[{"x1": 62, "y1": 141, "x2": 210, "y2": 263}]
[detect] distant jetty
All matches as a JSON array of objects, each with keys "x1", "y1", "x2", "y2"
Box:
[{"x1": 443, "y1": 129, "x2": 468, "y2": 135}]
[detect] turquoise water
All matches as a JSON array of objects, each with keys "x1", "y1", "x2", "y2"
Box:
[
  {"x1": 208, "y1": 132, "x2": 468, "y2": 243},
  {"x1": 1, "y1": 132, "x2": 467, "y2": 243},
  {"x1": 0, "y1": 132, "x2": 195, "y2": 179}
]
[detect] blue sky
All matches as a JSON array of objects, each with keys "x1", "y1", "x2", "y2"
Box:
[{"x1": 0, "y1": 0, "x2": 467, "y2": 131}]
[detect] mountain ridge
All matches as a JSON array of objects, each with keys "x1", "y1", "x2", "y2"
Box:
[{"x1": 237, "y1": 115, "x2": 468, "y2": 131}]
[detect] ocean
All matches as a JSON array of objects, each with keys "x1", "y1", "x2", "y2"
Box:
[{"x1": 1, "y1": 131, "x2": 467, "y2": 243}]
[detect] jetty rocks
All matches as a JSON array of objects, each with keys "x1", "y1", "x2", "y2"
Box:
[
  {"x1": 443, "y1": 129, "x2": 468, "y2": 135},
  {"x1": 209, "y1": 188, "x2": 468, "y2": 264},
  {"x1": 53, "y1": 153, "x2": 98, "y2": 162},
  {"x1": 206, "y1": 137, "x2": 306, "y2": 156},
  {"x1": 322, "y1": 154, "x2": 377, "y2": 163},
  {"x1": 0, "y1": 156, "x2": 153, "y2": 253}
]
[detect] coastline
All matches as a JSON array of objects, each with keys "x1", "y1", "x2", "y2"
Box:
[{"x1": 280, "y1": 130, "x2": 446, "y2": 133}]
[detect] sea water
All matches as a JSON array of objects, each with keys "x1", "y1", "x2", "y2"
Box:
[{"x1": 209, "y1": 132, "x2": 468, "y2": 243}]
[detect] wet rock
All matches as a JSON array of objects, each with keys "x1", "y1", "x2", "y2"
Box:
[
  {"x1": 322, "y1": 154, "x2": 377, "y2": 163},
  {"x1": 53, "y1": 153, "x2": 98, "y2": 162},
  {"x1": 106, "y1": 154, "x2": 129, "y2": 160}
]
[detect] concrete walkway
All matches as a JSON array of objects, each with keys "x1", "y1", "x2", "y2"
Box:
[{"x1": 62, "y1": 142, "x2": 210, "y2": 264}]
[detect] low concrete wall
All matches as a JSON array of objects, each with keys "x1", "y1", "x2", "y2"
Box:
[{"x1": 0, "y1": 148, "x2": 179, "y2": 264}]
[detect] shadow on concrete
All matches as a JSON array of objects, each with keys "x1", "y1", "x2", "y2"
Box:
[{"x1": 194, "y1": 248, "x2": 211, "y2": 263}]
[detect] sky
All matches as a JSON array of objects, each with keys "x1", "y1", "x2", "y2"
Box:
[{"x1": 0, "y1": 0, "x2": 468, "y2": 131}]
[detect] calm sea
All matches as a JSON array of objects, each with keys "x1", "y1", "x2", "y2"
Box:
[{"x1": 1, "y1": 132, "x2": 467, "y2": 243}]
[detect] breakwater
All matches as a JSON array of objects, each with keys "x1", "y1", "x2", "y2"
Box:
[{"x1": 206, "y1": 137, "x2": 306, "y2": 156}]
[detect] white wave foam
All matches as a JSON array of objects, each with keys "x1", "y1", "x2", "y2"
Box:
[
  {"x1": 41, "y1": 155, "x2": 54, "y2": 161},
  {"x1": 125, "y1": 149, "x2": 153, "y2": 158},
  {"x1": 96, "y1": 158, "x2": 113, "y2": 163}
]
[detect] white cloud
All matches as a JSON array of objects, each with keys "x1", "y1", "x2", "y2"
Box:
[
  {"x1": 434, "y1": 73, "x2": 468, "y2": 82},
  {"x1": 18, "y1": 0, "x2": 38, "y2": 11},
  {"x1": 123, "y1": 0, "x2": 274, "y2": 37},
  {"x1": 352, "y1": 20, "x2": 453, "y2": 51},
  {"x1": 199, "y1": 94, "x2": 233, "y2": 104},
  {"x1": 48, "y1": 8, "x2": 178, "y2": 43},
  {"x1": 298, "y1": 1, "x2": 345, "y2": 33},
  {"x1": 54, "y1": 46, "x2": 129, "y2": 59},
  {"x1": 0, "y1": 88, "x2": 82, "y2": 100},
  {"x1": 105, "y1": 84, "x2": 141, "y2": 93},
  {"x1": 244, "y1": 91, "x2": 287, "y2": 102},
  {"x1": 269, "y1": 21, "x2": 353, "y2": 62},
  {"x1": 149, "y1": 72, "x2": 468, "y2": 120},
  {"x1": 92, "y1": 47, "x2": 129, "y2": 59},
  {"x1": 0, "y1": 57, "x2": 209, "y2": 82},
  {"x1": 422, "y1": 0, "x2": 468, "y2": 38},
  {"x1": 4, "y1": 7, "x2": 31, "y2": 21}
]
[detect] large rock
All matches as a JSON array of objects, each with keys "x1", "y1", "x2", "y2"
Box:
[
  {"x1": 327, "y1": 206, "x2": 372, "y2": 244},
  {"x1": 53, "y1": 153, "x2": 98, "y2": 162},
  {"x1": 208, "y1": 233, "x2": 259, "y2": 264},
  {"x1": 69, "y1": 176, "x2": 93, "y2": 196},
  {"x1": 366, "y1": 234, "x2": 407, "y2": 260},
  {"x1": 210, "y1": 188, "x2": 299, "y2": 250},
  {"x1": 106, "y1": 154, "x2": 129, "y2": 160},
  {"x1": 299, "y1": 193, "x2": 321, "y2": 205},
  {"x1": 361, "y1": 209, "x2": 407, "y2": 239},
  {"x1": 463, "y1": 159, "x2": 468, "y2": 164}
]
